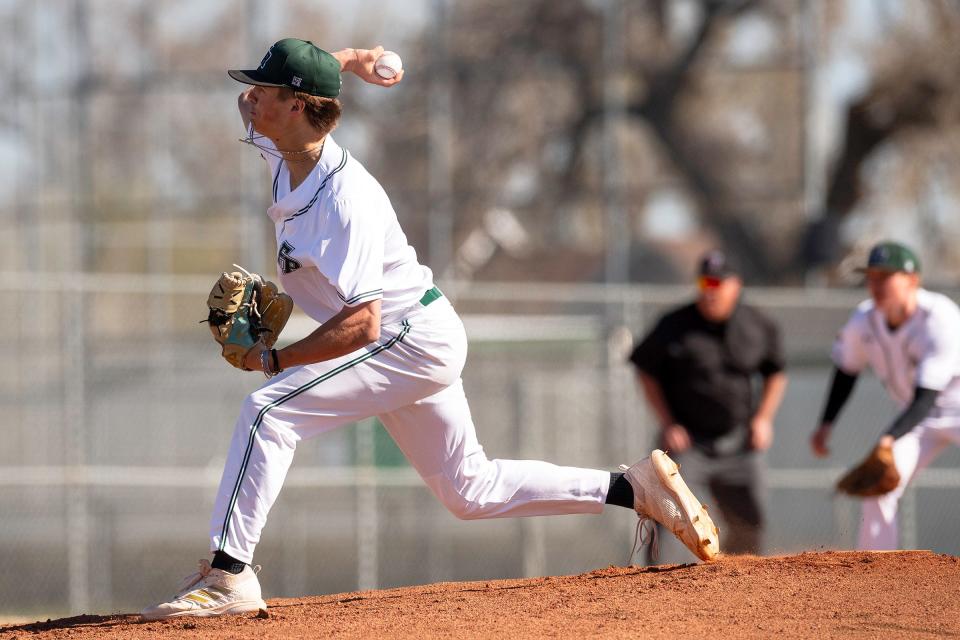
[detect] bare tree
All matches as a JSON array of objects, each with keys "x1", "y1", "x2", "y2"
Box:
[
  {"x1": 376, "y1": 0, "x2": 809, "y2": 283},
  {"x1": 804, "y1": 0, "x2": 960, "y2": 281},
  {"x1": 370, "y1": 0, "x2": 960, "y2": 285}
]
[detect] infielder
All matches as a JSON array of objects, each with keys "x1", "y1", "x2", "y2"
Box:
[
  {"x1": 811, "y1": 241, "x2": 960, "y2": 550},
  {"x1": 141, "y1": 39, "x2": 718, "y2": 620}
]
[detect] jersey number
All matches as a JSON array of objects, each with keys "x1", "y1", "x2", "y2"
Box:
[{"x1": 278, "y1": 241, "x2": 302, "y2": 274}]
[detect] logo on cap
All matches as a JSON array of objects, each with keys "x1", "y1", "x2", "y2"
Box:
[
  {"x1": 291, "y1": 76, "x2": 302, "y2": 87},
  {"x1": 259, "y1": 50, "x2": 273, "y2": 70},
  {"x1": 871, "y1": 246, "x2": 888, "y2": 263}
]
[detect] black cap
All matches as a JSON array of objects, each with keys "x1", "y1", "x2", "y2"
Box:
[
  {"x1": 229, "y1": 38, "x2": 342, "y2": 98},
  {"x1": 698, "y1": 250, "x2": 739, "y2": 279}
]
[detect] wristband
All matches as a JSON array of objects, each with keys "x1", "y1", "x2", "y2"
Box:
[
  {"x1": 260, "y1": 349, "x2": 273, "y2": 378},
  {"x1": 260, "y1": 349, "x2": 283, "y2": 378},
  {"x1": 271, "y1": 349, "x2": 282, "y2": 375}
]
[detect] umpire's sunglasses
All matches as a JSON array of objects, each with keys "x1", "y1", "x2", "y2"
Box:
[{"x1": 697, "y1": 276, "x2": 724, "y2": 291}]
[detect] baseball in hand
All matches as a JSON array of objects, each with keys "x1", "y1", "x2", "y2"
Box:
[{"x1": 374, "y1": 51, "x2": 403, "y2": 79}]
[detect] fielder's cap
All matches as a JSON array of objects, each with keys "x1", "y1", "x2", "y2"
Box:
[
  {"x1": 857, "y1": 241, "x2": 921, "y2": 274},
  {"x1": 698, "y1": 249, "x2": 739, "y2": 279},
  {"x1": 228, "y1": 38, "x2": 342, "y2": 98}
]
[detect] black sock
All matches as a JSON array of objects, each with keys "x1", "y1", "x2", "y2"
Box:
[
  {"x1": 211, "y1": 550, "x2": 246, "y2": 574},
  {"x1": 605, "y1": 472, "x2": 635, "y2": 509}
]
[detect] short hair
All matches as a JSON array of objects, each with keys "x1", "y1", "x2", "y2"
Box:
[{"x1": 277, "y1": 87, "x2": 342, "y2": 136}]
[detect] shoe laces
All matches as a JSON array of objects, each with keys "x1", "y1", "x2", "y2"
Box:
[
  {"x1": 629, "y1": 516, "x2": 659, "y2": 565},
  {"x1": 175, "y1": 559, "x2": 213, "y2": 595}
]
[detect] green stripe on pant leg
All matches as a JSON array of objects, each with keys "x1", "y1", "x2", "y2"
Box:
[{"x1": 218, "y1": 323, "x2": 411, "y2": 550}]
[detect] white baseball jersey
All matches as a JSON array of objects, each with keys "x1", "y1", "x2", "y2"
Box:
[
  {"x1": 253, "y1": 127, "x2": 433, "y2": 325},
  {"x1": 833, "y1": 289, "x2": 960, "y2": 551},
  {"x1": 832, "y1": 288, "x2": 960, "y2": 409},
  {"x1": 208, "y1": 127, "x2": 611, "y2": 563}
]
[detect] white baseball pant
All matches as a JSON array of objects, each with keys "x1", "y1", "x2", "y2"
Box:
[
  {"x1": 858, "y1": 411, "x2": 960, "y2": 550},
  {"x1": 209, "y1": 298, "x2": 610, "y2": 562}
]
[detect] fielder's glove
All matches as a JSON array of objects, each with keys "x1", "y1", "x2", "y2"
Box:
[
  {"x1": 835, "y1": 441, "x2": 901, "y2": 497},
  {"x1": 205, "y1": 265, "x2": 294, "y2": 370}
]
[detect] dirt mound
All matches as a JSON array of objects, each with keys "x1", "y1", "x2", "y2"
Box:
[{"x1": 3, "y1": 551, "x2": 959, "y2": 639}]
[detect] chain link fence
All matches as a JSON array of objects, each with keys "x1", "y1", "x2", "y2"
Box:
[{"x1": 4, "y1": 279, "x2": 960, "y2": 618}]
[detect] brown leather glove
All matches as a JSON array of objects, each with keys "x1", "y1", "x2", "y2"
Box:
[
  {"x1": 836, "y1": 441, "x2": 901, "y2": 497},
  {"x1": 205, "y1": 267, "x2": 294, "y2": 369}
]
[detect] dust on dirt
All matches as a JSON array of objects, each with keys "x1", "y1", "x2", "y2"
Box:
[{"x1": 2, "y1": 550, "x2": 958, "y2": 639}]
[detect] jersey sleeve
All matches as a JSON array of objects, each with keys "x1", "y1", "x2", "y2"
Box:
[
  {"x1": 629, "y1": 318, "x2": 669, "y2": 378},
  {"x1": 915, "y1": 304, "x2": 960, "y2": 391},
  {"x1": 831, "y1": 309, "x2": 869, "y2": 375},
  {"x1": 316, "y1": 198, "x2": 384, "y2": 307},
  {"x1": 758, "y1": 317, "x2": 786, "y2": 377}
]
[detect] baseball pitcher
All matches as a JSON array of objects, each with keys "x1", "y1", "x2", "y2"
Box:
[
  {"x1": 140, "y1": 38, "x2": 719, "y2": 620},
  {"x1": 811, "y1": 241, "x2": 960, "y2": 550}
]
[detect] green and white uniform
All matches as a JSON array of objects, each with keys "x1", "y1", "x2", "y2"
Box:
[
  {"x1": 210, "y1": 132, "x2": 610, "y2": 562},
  {"x1": 833, "y1": 289, "x2": 960, "y2": 549}
]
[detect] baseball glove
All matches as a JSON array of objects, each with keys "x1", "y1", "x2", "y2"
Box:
[
  {"x1": 836, "y1": 441, "x2": 901, "y2": 497},
  {"x1": 205, "y1": 266, "x2": 294, "y2": 370}
]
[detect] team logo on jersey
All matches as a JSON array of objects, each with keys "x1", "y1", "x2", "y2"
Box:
[{"x1": 278, "y1": 241, "x2": 302, "y2": 274}]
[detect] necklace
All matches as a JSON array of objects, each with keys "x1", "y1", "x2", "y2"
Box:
[{"x1": 239, "y1": 133, "x2": 325, "y2": 163}]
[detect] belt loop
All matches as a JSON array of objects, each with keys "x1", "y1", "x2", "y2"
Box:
[{"x1": 419, "y1": 286, "x2": 443, "y2": 307}]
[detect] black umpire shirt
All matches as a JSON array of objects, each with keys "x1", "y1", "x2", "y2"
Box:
[{"x1": 629, "y1": 302, "x2": 785, "y2": 442}]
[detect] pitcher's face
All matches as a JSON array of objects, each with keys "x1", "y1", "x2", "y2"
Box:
[{"x1": 245, "y1": 86, "x2": 297, "y2": 137}]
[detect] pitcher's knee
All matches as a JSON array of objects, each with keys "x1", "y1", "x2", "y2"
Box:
[
  {"x1": 238, "y1": 393, "x2": 267, "y2": 424},
  {"x1": 447, "y1": 497, "x2": 488, "y2": 520},
  {"x1": 431, "y1": 477, "x2": 493, "y2": 520},
  {"x1": 235, "y1": 393, "x2": 291, "y2": 446}
]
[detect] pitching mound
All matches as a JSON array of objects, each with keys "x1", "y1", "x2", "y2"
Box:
[{"x1": 3, "y1": 551, "x2": 958, "y2": 639}]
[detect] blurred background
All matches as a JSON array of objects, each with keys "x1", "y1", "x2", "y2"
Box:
[{"x1": 2, "y1": 0, "x2": 960, "y2": 619}]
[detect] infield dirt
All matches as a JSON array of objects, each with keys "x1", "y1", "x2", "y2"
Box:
[{"x1": 2, "y1": 550, "x2": 958, "y2": 639}]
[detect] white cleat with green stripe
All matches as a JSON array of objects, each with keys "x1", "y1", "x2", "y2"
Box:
[{"x1": 140, "y1": 560, "x2": 267, "y2": 620}]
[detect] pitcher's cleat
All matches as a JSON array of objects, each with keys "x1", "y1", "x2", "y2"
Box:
[
  {"x1": 620, "y1": 449, "x2": 720, "y2": 561},
  {"x1": 141, "y1": 559, "x2": 267, "y2": 620}
]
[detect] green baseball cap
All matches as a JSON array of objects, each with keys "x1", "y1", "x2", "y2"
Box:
[
  {"x1": 858, "y1": 241, "x2": 921, "y2": 274},
  {"x1": 229, "y1": 38, "x2": 342, "y2": 98}
]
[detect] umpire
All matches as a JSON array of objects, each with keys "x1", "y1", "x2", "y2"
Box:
[{"x1": 629, "y1": 250, "x2": 788, "y2": 560}]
